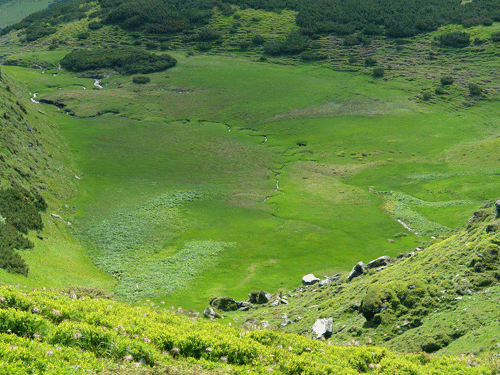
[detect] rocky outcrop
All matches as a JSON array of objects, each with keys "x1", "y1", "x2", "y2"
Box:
[
  {"x1": 366, "y1": 256, "x2": 391, "y2": 269},
  {"x1": 347, "y1": 262, "x2": 365, "y2": 281},
  {"x1": 249, "y1": 290, "x2": 272, "y2": 304},
  {"x1": 311, "y1": 318, "x2": 333, "y2": 339},
  {"x1": 209, "y1": 297, "x2": 239, "y2": 311},
  {"x1": 203, "y1": 306, "x2": 220, "y2": 319}
]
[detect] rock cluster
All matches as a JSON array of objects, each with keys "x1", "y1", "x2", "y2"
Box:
[{"x1": 204, "y1": 289, "x2": 273, "y2": 318}]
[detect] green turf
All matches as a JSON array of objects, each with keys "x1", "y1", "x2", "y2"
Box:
[{"x1": 3, "y1": 21, "x2": 500, "y2": 310}]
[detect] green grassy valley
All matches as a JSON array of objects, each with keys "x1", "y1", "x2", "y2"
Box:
[{"x1": 2, "y1": 0, "x2": 500, "y2": 372}]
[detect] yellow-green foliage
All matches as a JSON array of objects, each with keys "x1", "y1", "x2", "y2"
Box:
[{"x1": 0, "y1": 286, "x2": 494, "y2": 374}]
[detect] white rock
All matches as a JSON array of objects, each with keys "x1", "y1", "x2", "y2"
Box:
[
  {"x1": 312, "y1": 318, "x2": 333, "y2": 339},
  {"x1": 302, "y1": 274, "x2": 320, "y2": 286}
]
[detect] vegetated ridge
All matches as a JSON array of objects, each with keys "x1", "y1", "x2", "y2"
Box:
[
  {"x1": 231, "y1": 203, "x2": 500, "y2": 358},
  {"x1": 0, "y1": 284, "x2": 494, "y2": 374}
]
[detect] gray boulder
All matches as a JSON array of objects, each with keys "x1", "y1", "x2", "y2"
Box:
[
  {"x1": 203, "y1": 307, "x2": 220, "y2": 319},
  {"x1": 238, "y1": 301, "x2": 251, "y2": 311},
  {"x1": 302, "y1": 274, "x2": 320, "y2": 285},
  {"x1": 270, "y1": 298, "x2": 281, "y2": 307},
  {"x1": 249, "y1": 290, "x2": 272, "y2": 304},
  {"x1": 281, "y1": 319, "x2": 292, "y2": 328},
  {"x1": 347, "y1": 262, "x2": 365, "y2": 281},
  {"x1": 209, "y1": 297, "x2": 239, "y2": 311},
  {"x1": 311, "y1": 318, "x2": 333, "y2": 339},
  {"x1": 496, "y1": 199, "x2": 500, "y2": 216},
  {"x1": 366, "y1": 256, "x2": 391, "y2": 269}
]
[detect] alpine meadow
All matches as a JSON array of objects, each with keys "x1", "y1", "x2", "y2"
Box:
[{"x1": 1, "y1": 0, "x2": 500, "y2": 373}]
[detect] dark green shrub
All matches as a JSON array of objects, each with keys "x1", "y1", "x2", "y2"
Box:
[
  {"x1": 0, "y1": 223, "x2": 33, "y2": 252},
  {"x1": 252, "y1": 34, "x2": 265, "y2": 45},
  {"x1": 145, "y1": 42, "x2": 158, "y2": 50},
  {"x1": 469, "y1": 82, "x2": 482, "y2": 96},
  {"x1": 482, "y1": 18, "x2": 493, "y2": 26},
  {"x1": 300, "y1": 51, "x2": 327, "y2": 61},
  {"x1": 440, "y1": 76, "x2": 453, "y2": 85},
  {"x1": 435, "y1": 86, "x2": 447, "y2": 95},
  {"x1": 159, "y1": 43, "x2": 170, "y2": 51},
  {"x1": 491, "y1": 32, "x2": 500, "y2": 42},
  {"x1": 60, "y1": 48, "x2": 177, "y2": 74},
  {"x1": 76, "y1": 32, "x2": 90, "y2": 40},
  {"x1": 263, "y1": 41, "x2": 283, "y2": 55},
  {"x1": 0, "y1": 248, "x2": 29, "y2": 276},
  {"x1": 422, "y1": 91, "x2": 432, "y2": 101},
  {"x1": 364, "y1": 57, "x2": 377, "y2": 66},
  {"x1": 343, "y1": 33, "x2": 371, "y2": 46},
  {"x1": 281, "y1": 30, "x2": 309, "y2": 54},
  {"x1": 88, "y1": 21, "x2": 103, "y2": 30},
  {"x1": 132, "y1": 76, "x2": 150, "y2": 84},
  {"x1": 348, "y1": 55, "x2": 357, "y2": 64},
  {"x1": 197, "y1": 42, "x2": 212, "y2": 51},
  {"x1": 473, "y1": 37, "x2": 484, "y2": 45},
  {"x1": 0, "y1": 188, "x2": 45, "y2": 234},
  {"x1": 373, "y1": 67, "x2": 384, "y2": 78},
  {"x1": 239, "y1": 41, "x2": 250, "y2": 50},
  {"x1": 435, "y1": 32, "x2": 470, "y2": 48},
  {"x1": 196, "y1": 28, "x2": 221, "y2": 42}
]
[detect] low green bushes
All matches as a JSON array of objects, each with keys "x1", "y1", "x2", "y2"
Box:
[
  {"x1": 60, "y1": 48, "x2": 177, "y2": 74},
  {"x1": 0, "y1": 286, "x2": 493, "y2": 374},
  {"x1": 436, "y1": 32, "x2": 471, "y2": 48},
  {"x1": 132, "y1": 76, "x2": 150, "y2": 84},
  {"x1": 0, "y1": 187, "x2": 46, "y2": 276}
]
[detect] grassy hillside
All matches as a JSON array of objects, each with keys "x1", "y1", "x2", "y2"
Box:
[
  {"x1": 233, "y1": 204, "x2": 500, "y2": 358},
  {"x1": 0, "y1": 284, "x2": 495, "y2": 374},
  {"x1": 0, "y1": 0, "x2": 500, "y2": 311},
  {"x1": 0, "y1": 64, "x2": 114, "y2": 290},
  {"x1": 2, "y1": 0, "x2": 500, "y2": 372},
  {"x1": 0, "y1": 0, "x2": 61, "y2": 27}
]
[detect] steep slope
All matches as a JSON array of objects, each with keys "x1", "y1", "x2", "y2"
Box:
[
  {"x1": 234, "y1": 203, "x2": 500, "y2": 357},
  {"x1": 0, "y1": 285, "x2": 494, "y2": 374},
  {"x1": 0, "y1": 66, "x2": 114, "y2": 289}
]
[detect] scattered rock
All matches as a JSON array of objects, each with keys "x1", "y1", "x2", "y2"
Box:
[
  {"x1": 209, "y1": 297, "x2": 239, "y2": 311},
  {"x1": 51, "y1": 214, "x2": 62, "y2": 220},
  {"x1": 281, "y1": 319, "x2": 292, "y2": 328},
  {"x1": 270, "y1": 298, "x2": 280, "y2": 307},
  {"x1": 319, "y1": 278, "x2": 332, "y2": 287},
  {"x1": 270, "y1": 298, "x2": 288, "y2": 307},
  {"x1": 249, "y1": 290, "x2": 272, "y2": 304},
  {"x1": 347, "y1": 262, "x2": 365, "y2": 281},
  {"x1": 311, "y1": 318, "x2": 333, "y2": 339},
  {"x1": 238, "y1": 301, "x2": 251, "y2": 311},
  {"x1": 495, "y1": 199, "x2": 500, "y2": 216},
  {"x1": 302, "y1": 274, "x2": 321, "y2": 285},
  {"x1": 366, "y1": 256, "x2": 391, "y2": 269},
  {"x1": 203, "y1": 307, "x2": 220, "y2": 319}
]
